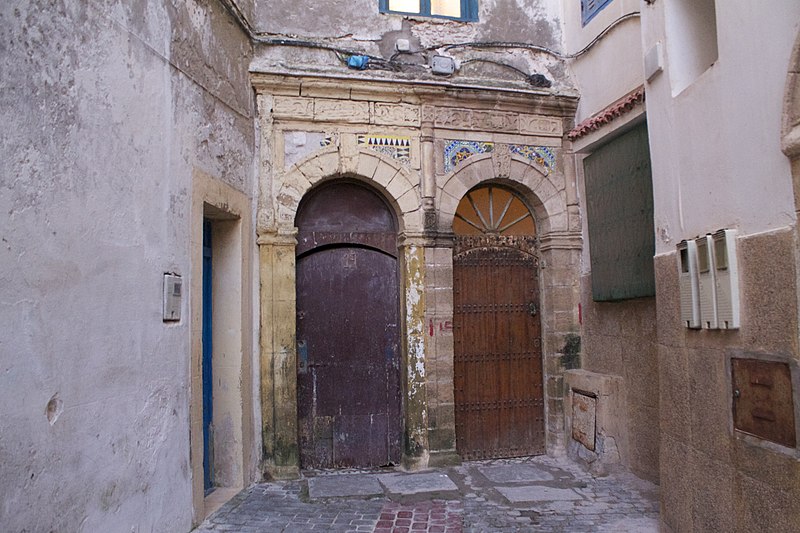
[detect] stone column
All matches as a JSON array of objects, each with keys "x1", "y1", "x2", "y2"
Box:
[
  {"x1": 420, "y1": 107, "x2": 437, "y2": 230},
  {"x1": 257, "y1": 228, "x2": 300, "y2": 479}
]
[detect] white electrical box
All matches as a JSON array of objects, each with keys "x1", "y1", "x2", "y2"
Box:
[
  {"x1": 712, "y1": 229, "x2": 740, "y2": 329},
  {"x1": 696, "y1": 234, "x2": 718, "y2": 329},
  {"x1": 163, "y1": 273, "x2": 182, "y2": 322},
  {"x1": 678, "y1": 240, "x2": 701, "y2": 329}
]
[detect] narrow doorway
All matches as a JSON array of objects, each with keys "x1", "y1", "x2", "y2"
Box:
[
  {"x1": 452, "y1": 185, "x2": 544, "y2": 459},
  {"x1": 295, "y1": 181, "x2": 403, "y2": 469},
  {"x1": 202, "y1": 218, "x2": 214, "y2": 494}
]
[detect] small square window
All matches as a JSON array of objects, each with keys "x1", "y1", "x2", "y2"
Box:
[
  {"x1": 380, "y1": 0, "x2": 478, "y2": 22},
  {"x1": 581, "y1": 0, "x2": 614, "y2": 26}
]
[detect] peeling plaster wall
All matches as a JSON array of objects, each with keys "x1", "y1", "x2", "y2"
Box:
[
  {"x1": 249, "y1": 0, "x2": 573, "y2": 93},
  {"x1": 0, "y1": 1, "x2": 255, "y2": 530}
]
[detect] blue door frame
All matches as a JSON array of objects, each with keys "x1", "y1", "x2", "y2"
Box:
[{"x1": 202, "y1": 219, "x2": 214, "y2": 494}]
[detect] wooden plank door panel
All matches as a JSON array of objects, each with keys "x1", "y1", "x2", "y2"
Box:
[
  {"x1": 295, "y1": 181, "x2": 402, "y2": 470},
  {"x1": 454, "y1": 244, "x2": 544, "y2": 460}
]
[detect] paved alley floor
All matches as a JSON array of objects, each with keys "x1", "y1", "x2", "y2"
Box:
[{"x1": 193, "y1": 455, "x2": 659, "y2": 532}]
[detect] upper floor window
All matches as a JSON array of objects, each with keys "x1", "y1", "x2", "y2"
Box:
[
  {"x1": 581, "y1": 0, "x2": 613, "y2": 26},
  {"x1": 379, "y1": 0, "x2": 478, "y2": 22}
]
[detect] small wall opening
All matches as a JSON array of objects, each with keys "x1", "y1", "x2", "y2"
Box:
[{"x1": 666, "y1": 0, "x2": 719, "y2": 95}]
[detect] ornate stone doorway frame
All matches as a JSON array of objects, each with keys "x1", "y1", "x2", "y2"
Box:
[{"x1": 252, "y1": 74, "x2": 580, "y2": 478}]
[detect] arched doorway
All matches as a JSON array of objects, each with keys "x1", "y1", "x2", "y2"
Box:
[
  {"x1": 295, "y1": 181, "x2": 403, "y2": 468},
  {"x1": 452, "y1": 184, "x2": 544, "y2": 459}
]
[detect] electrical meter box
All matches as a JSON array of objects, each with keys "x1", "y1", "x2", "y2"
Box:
[
  {"x1": 163, "y1": 273, "x2": 182, "y2": 322},
  {"x1": 713, "y1": 229, "x2": 740, "y2": 329},
  {"x1": 678, "y1": 240, "x2": 701, "y2": 329},
  {"x1": 696, "y1": 234, "x2": 718, "y2": 329}
]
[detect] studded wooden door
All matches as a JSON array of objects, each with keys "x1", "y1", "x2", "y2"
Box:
[
  {"x1": 453, "y1": 185, "x2": 544, "y2": 460},
  {"x1": 295, "y1": 181, "x2": 402, "y2": 469}
]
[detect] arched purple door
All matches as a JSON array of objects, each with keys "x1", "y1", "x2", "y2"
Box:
[{"x1": 295, "y1": 181, "x2": 402, "y2": 468}]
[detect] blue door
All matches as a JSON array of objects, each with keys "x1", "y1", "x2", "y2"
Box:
[{"x1": 202, "y1": 219, "x2": 214, "y2": 493}]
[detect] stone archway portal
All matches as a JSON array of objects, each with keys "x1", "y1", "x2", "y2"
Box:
[
  {"x1": 295, "y1": 181, "x2": 403, "y2": 469},
  {"x1": 453, "y1": 185, "x2": 545, "y2": 460}
]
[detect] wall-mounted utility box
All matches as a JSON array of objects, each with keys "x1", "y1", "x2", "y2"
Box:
[
  {"x1": 678, "y1": 239, "x2": 701, "y2": 328},
  {"x1": 713, "y1": 229, "x2": 740, "y2": 329},
  {"x1": 732, "y1": 357, "x2": 796, "y2": 448},
  {"x1": 163, "y1": 273, "x2": 182, "y2": 322},
  {"x1": 696, "y1": 234, "x2": 718, "y2": 329},
  {"x1": 679, "y1": 230, "x2": 740, "y2": 330}
]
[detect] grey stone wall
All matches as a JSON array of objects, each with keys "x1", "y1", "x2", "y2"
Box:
[
  {"x1": 247, "y1": 0, "x2": 572, "y2": 93},
  {"x1": 0, "y1": 1, "x2": 254, "y2": 530}
]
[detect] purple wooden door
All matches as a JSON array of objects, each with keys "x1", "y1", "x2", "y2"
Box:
[{"x1": 296, "y1": 182, "x2": 402, "y2": 469}]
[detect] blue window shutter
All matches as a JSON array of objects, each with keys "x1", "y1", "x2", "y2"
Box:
[
  {"x1": 463, "y1": 0, "x2": 478, "y2": 21},
  {"x1": 582, "y1": 0, "x2": 613, "y2": 26}
]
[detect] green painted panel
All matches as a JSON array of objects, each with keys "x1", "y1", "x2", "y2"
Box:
[{"x1": 584, "y1": 122, "x2": 655, "y2": 301}]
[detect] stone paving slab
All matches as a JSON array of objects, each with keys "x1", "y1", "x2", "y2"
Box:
[
  {"x1": 308, "y1": 473, "x2": 384, "y2": 499},
  {"x1": 377, "y1": 472, "x2": 459, "y2": 495},
  {"x1": 476, "y1": 464, "x2": 555, "y2": 483},
  {"x1": 496, "y1": 485, "x2": 584, "y2": 503}
]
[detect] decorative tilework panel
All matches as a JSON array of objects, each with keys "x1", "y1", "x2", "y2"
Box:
[
  {"x1": 320, "y1": 133, "x2": 338, "y2": 147},
  {"x1": 444, "y1": 141, "x2": 494, "y2": 173},
  {"x1": 444, "y1": 140, "x2": 556, "y2": 174},
  {"x1": 358, "y1": 135, "x2": 412, "y2": 164},
  {"x1": 509, "y1": 145, "x2": 556, "y2": 174}
]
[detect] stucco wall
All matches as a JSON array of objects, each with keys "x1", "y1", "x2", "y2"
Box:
[
  {"x1": 562, "y1": 0, "x2": 643, "y2": 123},
  {"x1": 0, "y1": 1, "x2": 256, "y2": 530},
  {"x1": 642, "y1": 0, "x2": 800, "y2": 254}
]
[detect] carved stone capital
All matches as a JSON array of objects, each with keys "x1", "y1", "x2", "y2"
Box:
[{"x1": 257, "y1": 227, "x2": 299, "y2": 246}]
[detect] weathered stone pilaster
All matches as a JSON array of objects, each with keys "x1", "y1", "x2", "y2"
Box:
[
  {"x1": 400, "y1": 237, "x2": 430, "y2": 469},
  {"x1": 258, "y1": 228, "x2": 300, "y2": 479}
]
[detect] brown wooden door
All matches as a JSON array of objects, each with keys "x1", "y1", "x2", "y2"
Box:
[
  {"x1": 452, "y1": 185, "x2": 544, "y2": 460},
  {"x1": 295, "y1": 182, "x2": 402, "y2": 469}
]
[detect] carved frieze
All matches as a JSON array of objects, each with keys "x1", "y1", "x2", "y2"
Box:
[
  {"x1": 434, "y1": 108, "x2": 562, "y2": 137},
  {"x1": 435, "y1": 108, "x2": 473, "y2": 129},
  {"x1": 519, "y1": 114, "x2": 563, "y2": 136},
  {"x1": 273, "y1": 97, "x2": 314, "y2": 119},
  {"x1": 314, "y1": 100, "x2": 369, "y2": 123},
  {"x1": 473, "y1": 111, "x2": 518, "y2": 132},
  {"x1": 372, "y1": 103, "x2": 420, "y2": 127}
]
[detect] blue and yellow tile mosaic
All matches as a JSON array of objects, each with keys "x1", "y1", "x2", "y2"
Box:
[{"x1": 444, "y1": 140, "x2": 555, "y2": 175}]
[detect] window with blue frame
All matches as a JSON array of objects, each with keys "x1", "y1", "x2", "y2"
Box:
[
  {"x1": 379, "y1": 0, "x2": 478, "y2": 22},
  {"x1": 581, "y1": 0, "x2": 613, "y2": 26}
]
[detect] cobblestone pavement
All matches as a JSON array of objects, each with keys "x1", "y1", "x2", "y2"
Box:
[{"x1": 193, "y1": 456, "x2": 659, "y2": 532}]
